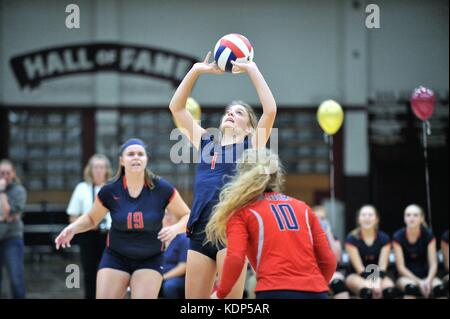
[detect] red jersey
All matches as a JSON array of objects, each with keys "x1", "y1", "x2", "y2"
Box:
[{"x1": 216, "y1": 192, "x2": 336, "y2": 298}]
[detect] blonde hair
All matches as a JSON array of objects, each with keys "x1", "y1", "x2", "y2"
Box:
[
  {"x1": 350, "y1": 204, "x2": 380, "y2": 237},
  {"x1": 83, "y1": 154, "x2": 112, "y2": 184},
  {"x1": 206, "y1": 148, "x2": 284, "y2": 247},
  {"x1": 404, "y1": 204, "x2": 428, "y2": 229},
  {"x1": 113, "y1": 143, "x2": 157, "y2": 189}
]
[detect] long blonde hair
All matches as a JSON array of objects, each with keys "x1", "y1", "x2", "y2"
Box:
[{"x1": 205, "y1": 148, "x2": 284, "y2": 247}]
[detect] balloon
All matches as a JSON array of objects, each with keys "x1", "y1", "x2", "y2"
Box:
[
  {"x1": 317, "y1": 100, "x2": 344, "y2": 135},
  {"x1": 174, "y1": 97, "x2": 201, "y2": 128},
  {"x1": 410, "y1": 86, "x2": 435, "y2": 121}
]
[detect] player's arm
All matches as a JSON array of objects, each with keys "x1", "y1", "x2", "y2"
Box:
[
  {"x1": 169, "y1": 52, "x2": 221, "y2": 149},
  {"x1": 345, "y1": 244, "x2": 366, "y2": 275},
  {"x1": 215, "y1": 213, "x2": 248, "y2": 299},
  {"x1": 426, "y1": 239, "x2": 438, "y2": 282},
  {"x1": 55, "y1": 197, "x2": 108, "y2": 250},
  {"x1": 378, "y1": 243, "x2": 391, "y2": 272},
  {"x1": 158, "y1": 190, "x2": 191, "y2": 243},
  {"x1": 230, "y1": 61, "x2": 276, "y2": 149},
  {"x1": 442, "y1": 239, "x2": 449, "y2": 271}
]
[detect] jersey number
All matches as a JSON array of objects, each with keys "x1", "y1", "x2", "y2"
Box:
[
  {"x1": 127, "y1": 212, "x2": 144, "y2": 230},
  {"x1": 270, "y1": 204, "x2": 299, "y2": 231}
]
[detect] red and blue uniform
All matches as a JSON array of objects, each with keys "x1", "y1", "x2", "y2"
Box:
[
  {"x1": 393, "y1": 226, "x2": 435, "y2": 279},
  {"x1": 215, "y1": 192, "x2": 337, "y2": 299},
  {"x1": 187, "y1": 133, "x2": 251, "y2": 260},
  {"x1": 97, "y1": 175, "x2": 176, "y2": 274}
]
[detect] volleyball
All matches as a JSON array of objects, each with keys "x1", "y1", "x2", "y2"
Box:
[{"x1": 213, "y1": 33, "x2": 254, "y2": 73}]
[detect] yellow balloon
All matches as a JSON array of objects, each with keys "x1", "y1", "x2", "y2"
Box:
[
  {"x1": 317, "y1": 100, "x2": 344, "y2": 135},
  {"x1": 174, "y1": 97, "x2": 201, "y2": 128}
]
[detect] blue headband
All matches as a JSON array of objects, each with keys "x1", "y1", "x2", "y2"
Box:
[{"x1": 120, "y1": 138, "x2": 147, "y2": 154}]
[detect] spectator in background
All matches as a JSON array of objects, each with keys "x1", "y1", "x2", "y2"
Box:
[
  {"x1": 0, "y1": 159, "x2": 27, "y2": 299},
  {"x1": 66, "y1": 154, "x2": 112, "y2": 299},
  {"x1": 345, "y1": 205, "x2": 400, "y2": 299},
  {"x1": 441, "y1": 230, "x2": 448, "y2": 296},
  {"x1": 313, "y1": 205, "x2": 350, "y2": 299},
  {"x1": 160, "y1": 210, "x2": 189, "y2": 299},
  {"x1": 393, "y1": 204, "x2": 446, "y2": 298}
]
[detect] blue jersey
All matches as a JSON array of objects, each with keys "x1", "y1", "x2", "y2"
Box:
[
  {"x1": 164, "y1": 233, "x2": 189, "y2": 274},
  {"x1": 393, "y1": 226, "x2": 435, "y2": 278},
  {"x1": 345, "y1": 230, "x2": 390, "y2": 273},
  {"x1": 98, "y1": 176, "x2": 175, "y2": 260},
  {"x1": 187, "y1": 133, "x2": 251, "y2": 235}
]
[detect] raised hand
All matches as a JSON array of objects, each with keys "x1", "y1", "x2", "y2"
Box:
[
  {"x1": 193, "y1": 51, "x2": 224, "y2": 75},
  {"x1": 230, "y1": 60, "x2": 257, "y2": 74}
]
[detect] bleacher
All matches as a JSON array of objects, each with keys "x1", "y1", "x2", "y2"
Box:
[{"x1": 22, "y1": 204, "x2": 78, "y2": 258}]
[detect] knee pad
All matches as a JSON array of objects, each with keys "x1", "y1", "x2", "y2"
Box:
[
  {"x1": 382, "y1": 287, "x2": 402, "y2": 299},
  {"x1": 404, "y1": 284, "x2": 422, "y2": 297},
  {"x1": 330, "y1": 278, "x2": 348, "y2": 295},
  {"x1": 359, "y1": 287, "x2": 373, "y2": 299},
  {"x1": 432, "y1": 284, "x2": 447, "y2": 298}
]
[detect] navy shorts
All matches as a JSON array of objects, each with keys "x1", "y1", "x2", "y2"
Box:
[
  {"x1": 98, "y1": 248, "x2": 164, "y2": 275},
  {"x1": 255, "y1": 290, "x2": 329, "y2": 299},
  {"x1": 188, "y1": 218, "x2": 225, "y2": 261}
]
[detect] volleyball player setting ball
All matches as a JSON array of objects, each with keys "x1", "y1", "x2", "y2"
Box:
[{"x1": 169, "y1": 33, "x2": 278, "y2": 299}]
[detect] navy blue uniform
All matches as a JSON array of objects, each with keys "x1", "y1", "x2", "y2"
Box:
[
  {"x1": 97, "y1": 176, "x2": 175, "y2": 274},
  {"x1": 160, "y1": 234, "x2": 189, "y2": 298},
  {"x1": 187, "y1": 133, "x2": 251, "y2": 260},
  {"x1": 345, "y1": 230, "x2": 390, "y2": 274},
  {"x1": 393, "y1": 226, "x2": 435, "y2": 279}
]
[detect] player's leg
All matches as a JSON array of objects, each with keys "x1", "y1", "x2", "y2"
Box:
[
  {"x1": 330, "y1": 271, "x2": 350, "y2": 299},
  {"x1": 130, "y1": 269, "x2": 163, "y2": 299},
  {"x1": 396, "y1": 276, "x2": 421, "y2": 299},
  {"x1": 96, "y1": 268, "x2": 130, "y2": 299},
  {"x1": 185, "y1": 250, "x2": 217, "y2": 298},
  {"x1": 346, "y1": 273, "x2": 372, "y2": 298}
]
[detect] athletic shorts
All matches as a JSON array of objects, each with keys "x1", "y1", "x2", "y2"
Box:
[
  {"x1": 188, "y1": 218, "x2": 225, "y2": 261},
  {"x1": 98, "y1": 247, "x2": 164, "y2": 275}
]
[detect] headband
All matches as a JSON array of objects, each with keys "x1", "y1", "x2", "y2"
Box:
[{"x1": 119, "y1": 138, "x2": 147, "y2": 154}]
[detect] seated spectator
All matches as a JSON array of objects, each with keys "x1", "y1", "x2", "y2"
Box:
[
  {"x1": 345, "y1": 205, "x2": 401, "y2": 299},
  {"x1": 313, "y1": 205, "x2": 350, "y2": 299},
  {"x1": 393, "y1": 204, "x2": 446, "y2": 299},
  {"x1": 160, "y1": 210, "x2": 189, "y2": 299}
]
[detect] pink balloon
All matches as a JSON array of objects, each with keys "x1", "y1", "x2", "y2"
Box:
[{"x1": 410, "y1": 86, "x2": 436, "y2": 121}]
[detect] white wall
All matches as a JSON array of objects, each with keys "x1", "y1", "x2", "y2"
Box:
[
  {"x1": 0, "y1": 0, "x2": 448, "y2": 107},
  {"x1": 368, "y1": 0, "x2": 449, "y2": 97}
]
